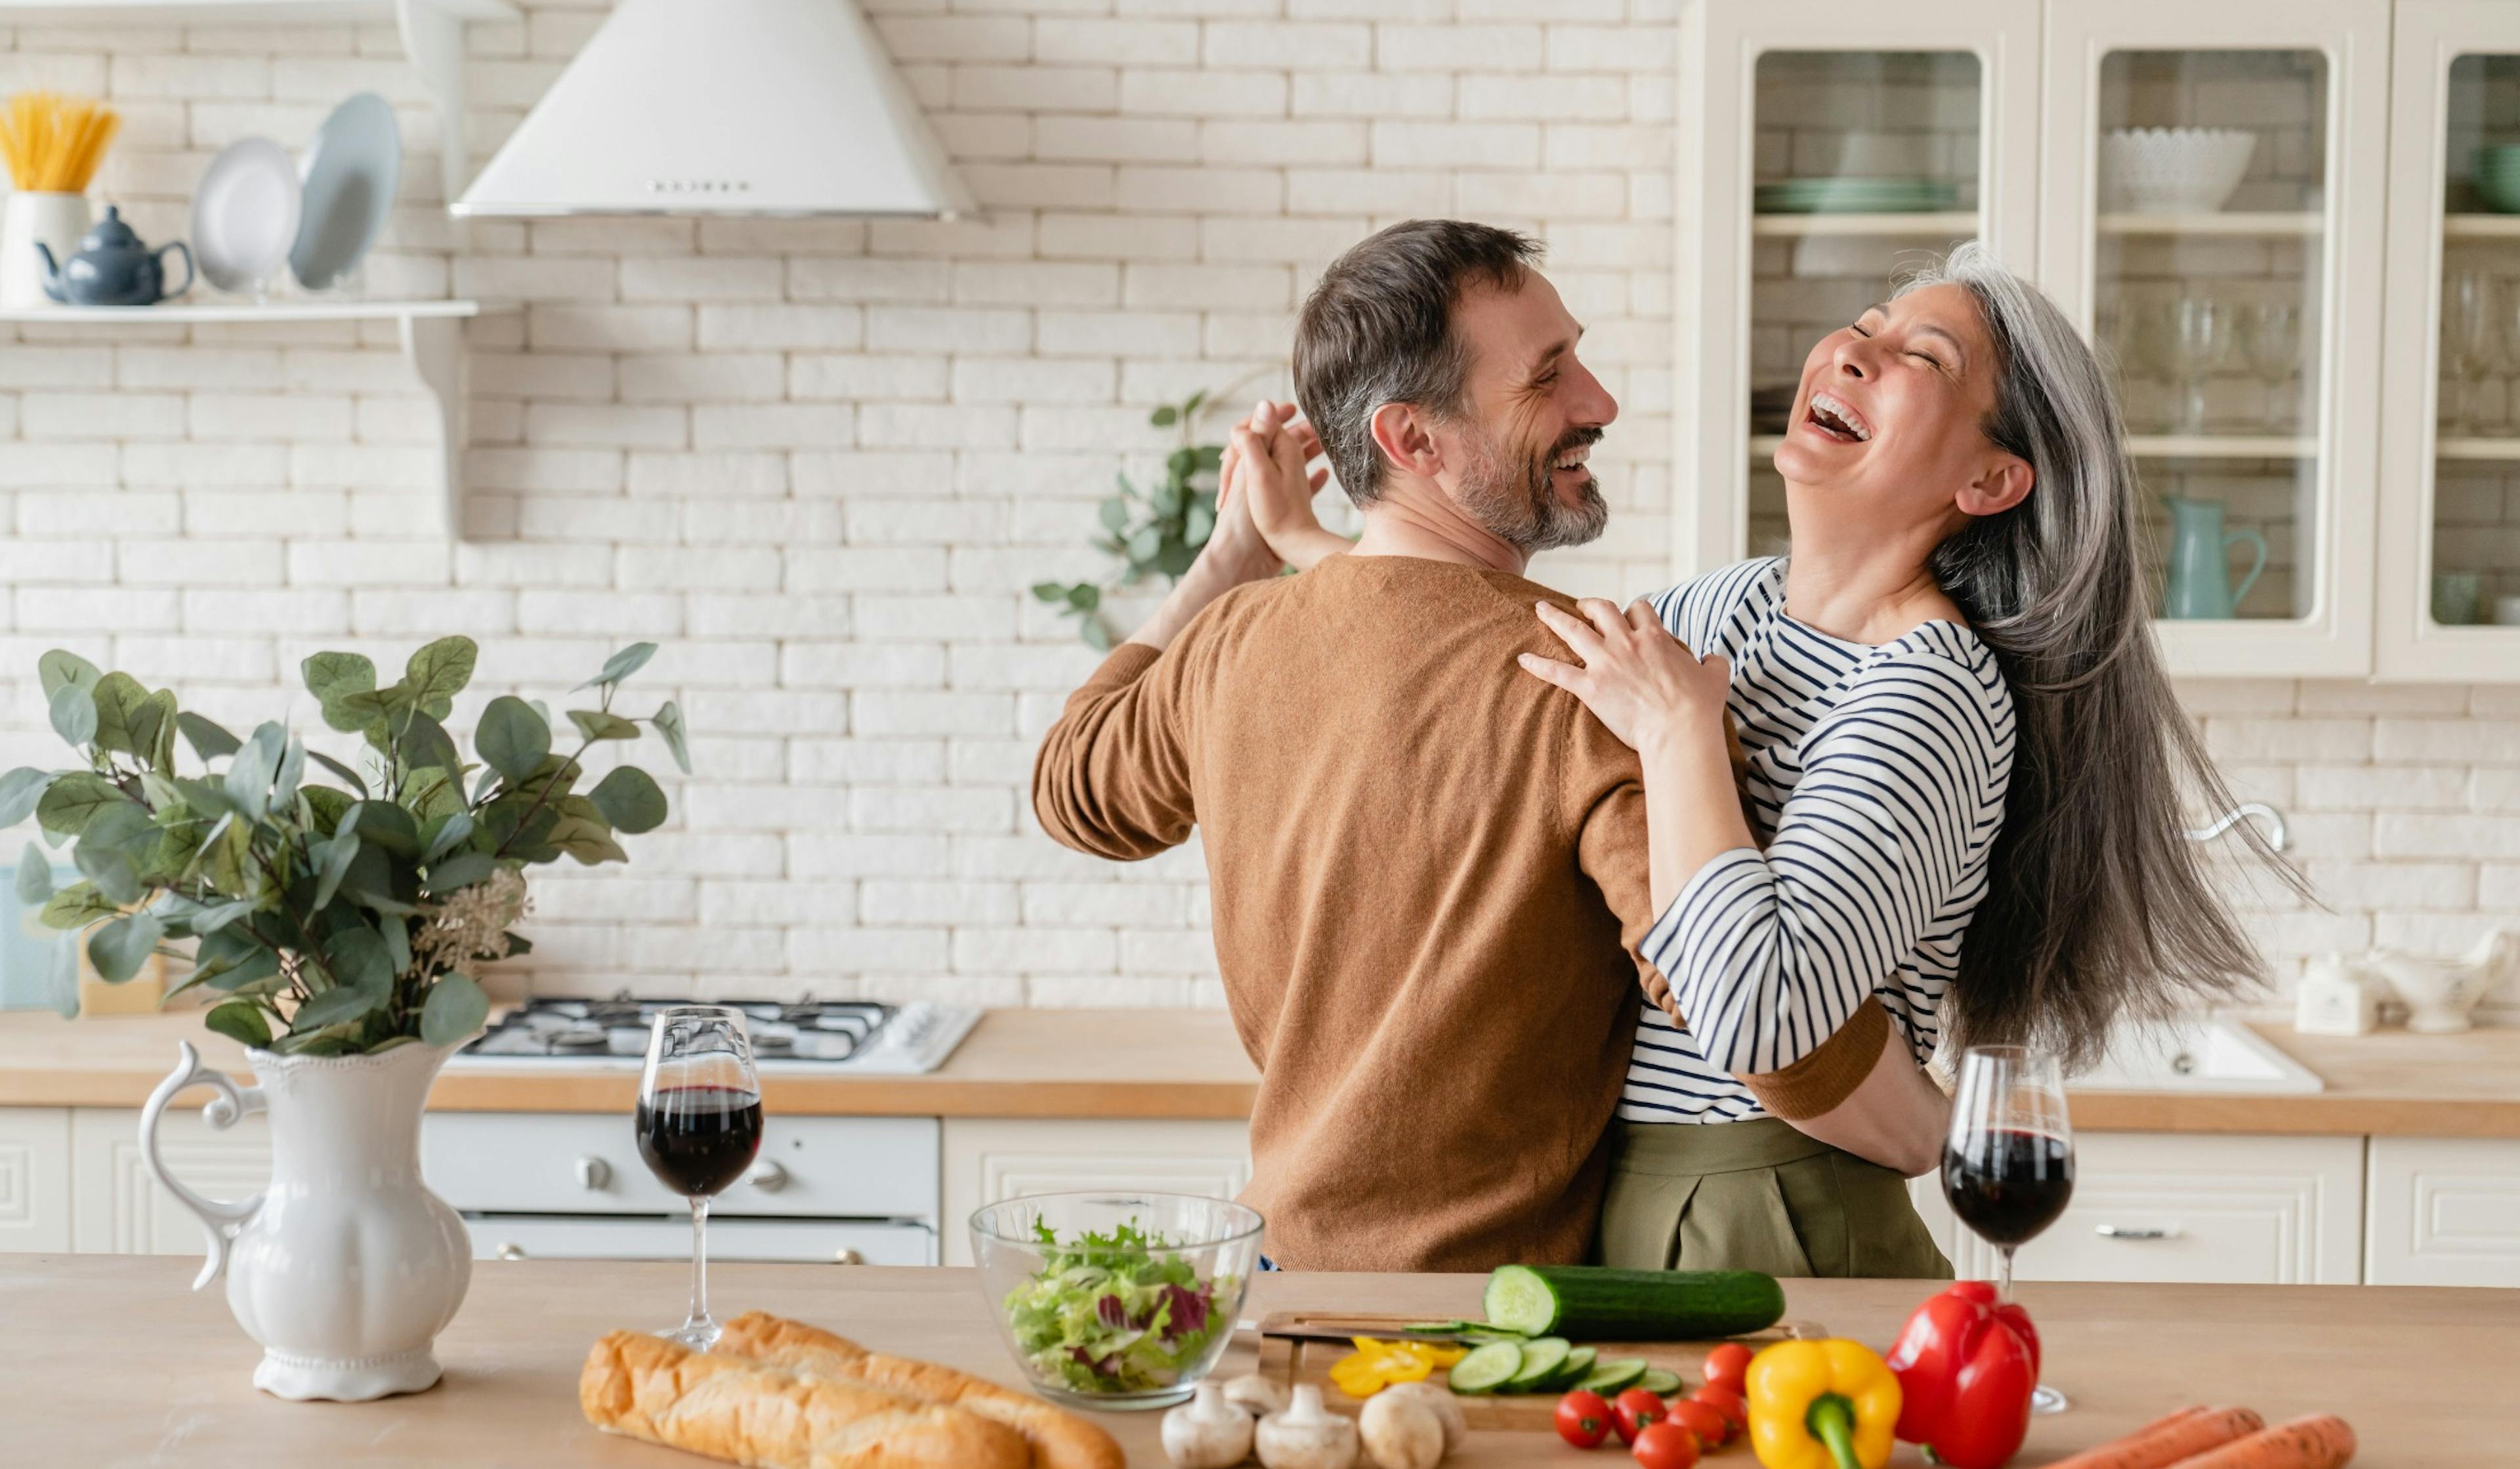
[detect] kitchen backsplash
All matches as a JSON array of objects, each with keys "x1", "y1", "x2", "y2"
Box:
[{"x1": 0, "y1": 0, "x2": 2511, "y2": 1008}]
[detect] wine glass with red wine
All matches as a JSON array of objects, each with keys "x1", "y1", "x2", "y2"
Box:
[
  {"x1": 638, "y1": 1005, "x2": 763, "y2": 1350},
  {"x1": 1943, "y1": 1044, "x2": 2074, "y2": 1414}
]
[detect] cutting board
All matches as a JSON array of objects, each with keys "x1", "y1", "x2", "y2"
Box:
[{"x1": 1255, "y1": 1312, "x2": 1826, "y2": 1431}]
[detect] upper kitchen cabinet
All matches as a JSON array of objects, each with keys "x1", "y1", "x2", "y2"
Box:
[
  {"x1": 2376, "y1": 2, "x2": 2520, "y2": 680},
  {"x1": 1676, "y1": 0, "x2": 2041, "y2": 577},
  {"x1": 2040, "y1": 0, "x2": 2389, "y2": 678}
]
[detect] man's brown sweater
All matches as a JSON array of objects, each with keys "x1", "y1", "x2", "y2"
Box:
[{"x1": 1032, "y1": 554, "x2": 1880, "y2": 1271}]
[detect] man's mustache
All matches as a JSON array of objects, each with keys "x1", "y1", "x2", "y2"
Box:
[{"x1": 1548, "y1": 426, "x2": 1605, "y2": 460}]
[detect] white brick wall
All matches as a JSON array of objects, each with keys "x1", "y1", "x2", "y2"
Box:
[{"x1": 1, "y1": 1, "x2": 2513, "y2": 1010}]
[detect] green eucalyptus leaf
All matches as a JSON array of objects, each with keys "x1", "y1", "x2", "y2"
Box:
[
  {"x1": 1080, "y1": 618, "x2": 1114, "y2": 652},
  {"x1": 381, "y1": 911, "x2": 411, "y2": 976},
  {"x1": 1066, "y1": 584, "x2": 1101, "y2": 612},
  {"x1": 49, "y1": 682, "x2": 97, "y2": 749},
  {"x1": 1185, "y1": 503, "x2": 1215, "y2": 546},
  {"x1": 477, "y1": 696, "x2": 552, "y2": 784},
  {"x1": 312, "y1": 831, "x2": 361, "y2": 911},
  {"x1": 589, "y1": 766, "x2": 668, "y2": 835},
  {"x1": 224, "y1": 722, "x2": 285, "y2": 818},
  {"x1": 201, "y1": 945, "x2": 282, "y2": 994},
  {"x1": 1148, "y1": 404, "x2": 1178, "y2": 427},
  {"x1": 420, "y1": 972, "x2": 490, "y2": 1048},
  {"x1": 138, "y1": 770, "x2": 182, "y2": 812},
  {"x1": 14, "y1": 843, "x2": 56, "y2": 903},
  {"x1": 548, "y1": 815, "x2": 628, "y2": 866},
  {"x1": 346, "y1": 801, "x2": 419, "y2": 858},
  {"x1": 35, "y1": 774, "x2": 128, "y2": 837},
  {"x1": 324, "y1": 924, "x2": 394, "y2": 993},
  {"x1": 1191, "y1": 444, "x2": 1223, "y2": 472},
  {"x1": 306, "y1": 749, "x2": 369, "y2": 800},
  {"x1": 89, "y1": 672, "x2": 149, "y2": 755},
  {"x1": 291, "y1": 982, "x2": 384, "y2": 1031},
  {"x1": 398, "y1": 709, "x2": 462, "y2": 776},
  {"x1": 37, "y1": 649, "x2": 101, "y2": 699},
  {"x1": 270, "y1": 735, "x2": 306, "y2": 814},
  {"x1": 73, "y1": 840, "x2": 139, "y2": 906},
  {"x1": 302, "y1": 650, "x2": 376, "y2": 705},
  {"x1": 652, "y1": 701, "x2": 691, "y2": 776},
  {"x1": 575, "y1": 642, "x2": 658, "y2": 692},
  {"x1": 404, "y1": 636, "x2": 479, "y2": 709},
  {"x1": 425, "y1": 850, "x2": 496, "y2": 893},
  {"x1": 1098, "y1": 497, "x2": 1129, "y2": 532},
  {"x1": 87, "y1": 913, "x2": 164, "y2": 983},
  {"x1": 421, "y1": 811, "x2": 474, "y2": 864},
  {"x1": 568, "y1": 710, "x2": 641, "y2": 742},
  {"x1": 37, "y1": 880, "x2": 119, "y2": 930},
  {"x1": 1030, "y1": 581, "x2": 1070, "y2": 603},
  {"x1": 160, "y1": 892, "x2": 260, "y2": 935},
  {"x1": 1181, "y1": 388, "x2": 1208, "y2": 417},
  {"x1": 0, "y1": 768, "x2": 56, "y2": 829},
  {"x1": 203, "y1": 1000, "x2": 272, "y2": 1049},
  {"x1": 177, "y1": 712, "x2": 243, "y2": 762},
  {"x1": 404, "y1": 767, "x2": 466, "y2": 823}
]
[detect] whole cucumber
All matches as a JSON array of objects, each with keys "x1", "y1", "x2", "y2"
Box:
[{"x1": 1482, "y1": 1264, "x2": 1785, "y2": 1340}]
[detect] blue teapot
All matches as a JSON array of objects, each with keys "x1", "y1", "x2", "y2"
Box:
[{"x1": 36, "y1": 206, "x2": 193, "y2": 307}]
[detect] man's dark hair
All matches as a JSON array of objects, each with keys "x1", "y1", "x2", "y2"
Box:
[{"x1": 1293, "y1": 219, "x2": 1544, "y2": 507}]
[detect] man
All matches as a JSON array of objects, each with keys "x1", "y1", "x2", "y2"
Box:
[{"x1": 1032, "y1": 222, "x2": 1880, "y2": 1270}]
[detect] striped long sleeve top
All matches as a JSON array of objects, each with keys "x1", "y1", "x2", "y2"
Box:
[{"x1": 1620, "y1": 557, "x2": 2017, "y2": 1125}]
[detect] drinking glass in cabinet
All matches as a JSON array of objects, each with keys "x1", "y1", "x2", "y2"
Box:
[
  {"x1": 2240, "y1": 302, "x2": 2302, "y2": 432},
  {"x1": 2167, "y1": 298, "x2": 2238, "y2": 434},
  {"x1": 2443, "y1": 269, "x2": 2503, "y2": 436}
]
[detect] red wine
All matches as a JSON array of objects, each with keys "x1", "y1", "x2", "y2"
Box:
[
  {"x1": 637, "y1": 1085, "x2": 764, "y2": 1197},
  {"x1": 1943, "y1": 1128, "x2": 2074, "y2": 1247}
]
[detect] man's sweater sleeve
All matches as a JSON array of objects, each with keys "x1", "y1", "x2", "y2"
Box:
[{"x1": 1031, "y1": 643, "x2": 1200, "y2": 861}]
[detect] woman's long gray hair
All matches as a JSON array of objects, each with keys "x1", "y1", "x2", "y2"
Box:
[{"x1": 1898, "y1": 243, "x2": 2295, "y2": 1069}]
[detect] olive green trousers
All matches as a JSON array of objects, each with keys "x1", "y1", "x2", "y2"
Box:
[{"x1": 1593, "y1": 1118, "x2": 1953, "y2": 1279}]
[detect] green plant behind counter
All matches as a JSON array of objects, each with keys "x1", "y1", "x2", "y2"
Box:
[
  {"x1": 1032, "y1": 389, "x2": 1228, "y2": 650},
  {"x1": 0, "y1": 638, "x2": 692, "y2": 1056}
]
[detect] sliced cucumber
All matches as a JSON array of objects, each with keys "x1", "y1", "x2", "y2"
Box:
[
  {"x1": 1637, "y1": 1369, "x2": 1684, "y2": 1397},
  {"x1": 1544, "y1": 1346, "x2": 1599, "y2": 1392},
  {"x1": 1575, "y1": 1357, "x2": 1650, "y2": 1397},
  {"x1": 1503, "y1": 1336, "x2": 1570, "y2": 1392},
  {"x1": 1446, "y1": 1340, "x2": 1525, "y2": 1396}
]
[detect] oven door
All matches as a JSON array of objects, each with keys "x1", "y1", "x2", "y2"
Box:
[{"x1": 465, "y1": 1214, "x2": 936, "y2": 1266}]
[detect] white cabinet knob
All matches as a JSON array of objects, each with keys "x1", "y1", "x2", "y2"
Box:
[
  {"x1": 576, "y1": 1155, "x2": 612, "y2": 1191},
  {"x1": 749, "y1": 1161, "x2": 789, "y2": 1193},
  {"x1": 833, "y1": 1247, "x2": 864, "y2": 1265},
  {"x1": 496, "y1": 1243, "x2": 528, "y2": 1261}
]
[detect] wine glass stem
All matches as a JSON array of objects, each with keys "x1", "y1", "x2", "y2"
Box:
[
  {"x1": 686, "y1": 1195, "x2": 711, "y2": 1334},
  {"x1": 1996, "y1": 1244, "x2": 2016, "y2": 1305}
]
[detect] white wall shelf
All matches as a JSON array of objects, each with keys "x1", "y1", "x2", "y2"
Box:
[
  {"x1": 0, "y1": 299, "x2": 479, "y2": 536},
  {"x1": 2097, "y1": 211, "x2": 2324, "y2": 236},
  {"x1": 0, "y1": 0, "x2": 516, "y2": 203},
  {"x1": 2127, "y1": 434, "x2": 2318, "y2": 459},
  {"x1": 1750, "y1": 211, "x2": 1981, "y2": 238},
  {"x1": 2442, "y1": 214, "x2": 2520, "y2": 239},
  {"x1": 2436, "y1": 437, "x2": 2520, "y2": 461}
]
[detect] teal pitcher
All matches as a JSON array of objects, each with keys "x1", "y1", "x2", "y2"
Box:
[{"x1": 2160, "y1": 495, "x2": 2266, "y2": 619}]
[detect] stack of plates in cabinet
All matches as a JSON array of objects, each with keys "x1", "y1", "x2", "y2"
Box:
[{"x1": 1754, "y1": 176, "x2": 1958, "y2": 215}]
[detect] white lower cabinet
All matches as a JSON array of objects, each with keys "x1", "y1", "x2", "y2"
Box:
[
  {"x1": 70, "y1": 1107, "x2": 272, "y2": 1256},
  {"x1": 939, "y1": 1117, "x2": 1253, "y2": 1267},
  {"x1": 1908, "y1": 1132, "x2": 2365, "y2": 1285},
  {"x1": 0, "y1": 1107, "x2": 72, "y2": 1252},
  {"x1": 2364, "y1": 1137, "x2": 2520, "y2": 1287}
]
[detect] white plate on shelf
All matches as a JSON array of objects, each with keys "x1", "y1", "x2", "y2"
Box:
[
  {"x1": 291, "y1": 93, "x2": 401, "y2": 292},
  {"x1": 191, "y1": 136, "x2": 302, "y2": 297}
]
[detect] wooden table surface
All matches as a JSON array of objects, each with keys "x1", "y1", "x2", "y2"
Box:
[
  {"x1": 6, "y1": 1255, "x2": 2504, "y2": 1466},
  {"x1": 5, "y1": 1005, "x2": 2519, "y2": 1132}
]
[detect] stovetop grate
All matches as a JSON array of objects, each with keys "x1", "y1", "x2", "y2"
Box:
[{"x1": 463, "y1": 995, "x2": 896, "y2": 1064}]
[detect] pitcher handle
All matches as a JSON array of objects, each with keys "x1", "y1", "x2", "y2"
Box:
[
  {"x1": 154, "y1": 239, "x2": 194, "y2": 300},
  {"x1": 139, "y1": 1041, "x2": 266, "y2": 1291},
  {"x1": 2224, "y1": 528, "x2": 2268, "y2": 611}
]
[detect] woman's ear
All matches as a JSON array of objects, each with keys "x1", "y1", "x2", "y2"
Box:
[
  {"x1": 1957, "y1": 453, "x2": 2034, "y2": 518},
  {"x1": 1368, "y1": 401, "x2": 1445, "y2": 481}
]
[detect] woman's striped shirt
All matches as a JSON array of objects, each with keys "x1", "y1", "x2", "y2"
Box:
[{"x1": 1618, "y1": 557, "x2": 2015, "y2": 1125}]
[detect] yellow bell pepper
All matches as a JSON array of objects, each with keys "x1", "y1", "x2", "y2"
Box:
[
  {"x1": 1327, "y1": 1336, "x2": 1460, "y2": 1397},
  {"x1": 1745, "y1": 1339, "x2": 1902, "y2": 1469}
]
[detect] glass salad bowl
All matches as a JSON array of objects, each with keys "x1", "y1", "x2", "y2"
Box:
[{"x1": 971, "y1": 1190, "x2": 1263, "y2": 1410}]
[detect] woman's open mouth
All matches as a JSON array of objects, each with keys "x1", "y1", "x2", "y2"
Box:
[{"x1": 1801, "y1": 390, "x2": 1874, "y2": 445}]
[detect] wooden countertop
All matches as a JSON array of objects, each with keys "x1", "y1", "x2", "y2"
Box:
[
  {"x1": 6, "y1": 1256, "x2": 2502, "y2": 1466},
  {"x1": 4, "y1": 1004, "x2": 2517, "y2": 1134}
]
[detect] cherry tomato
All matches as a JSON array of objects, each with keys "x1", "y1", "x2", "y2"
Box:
[
  {"x1": 1690, "y1": 1383, "x2": 1748, "y2": 1443},
  {"x1": 1612, "y1": 1387, "x2": 1668, "y2": 1446},
  {"x1": 1702, "y1": 1341, "x2": 1754, "y2": 1396},
  {"x1": 1631, "y1": 1421, "x2": 1702, "y2": 1469},
  {"x1": 1664, "y1": 1399, "x2": 1729, "y2": 1449},
  {"x1": 1556, "y1": 1389, "x2": 1613, "y2": 1449}
]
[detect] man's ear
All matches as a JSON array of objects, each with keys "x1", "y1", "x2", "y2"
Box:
[
  {"x1": 1367, "y1": 402, "x2": 1445, "y2": 482},
  {"x1": 1956, "y1": 453, "x2": 2033, "y2": 518}
]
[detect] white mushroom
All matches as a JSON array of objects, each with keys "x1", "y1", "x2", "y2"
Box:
[
  {"x1": 1256, "y1": 1383, "x2": 1360, "y2": 1469},
  {"x1": 1223, "y1": 1371, "x2": 1293, "y2": 1418},
  {"x1": 1374, "y1": 1382, "x2": 1465, "y2": 1456},
  {"x1": 1358, "y1": 1390, "x2": 1446, "y2": 1469},
  {"x1": 1162, "y1": 1381, "x2": 1257, "y2": 1469}
]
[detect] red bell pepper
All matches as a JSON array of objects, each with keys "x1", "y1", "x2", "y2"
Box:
[{"x1": 1882, "y1": 1281, "x2": 2038, "y2": 1469}]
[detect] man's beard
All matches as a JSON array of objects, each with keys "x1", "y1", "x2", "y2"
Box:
[{"x1": 1456, "y1": 423, "x2": 1609, "y2": 553}]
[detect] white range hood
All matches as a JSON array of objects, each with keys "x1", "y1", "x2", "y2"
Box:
[{"x1": 453, "y1": 0, "x2": 974, "y2": 219}]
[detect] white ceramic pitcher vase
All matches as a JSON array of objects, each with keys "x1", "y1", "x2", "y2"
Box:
[{"x1": 140, "y1": 1037, "x2": 472, "y2": 1401}]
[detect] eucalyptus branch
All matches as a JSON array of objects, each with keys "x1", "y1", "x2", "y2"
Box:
[{"x1": 489, "y1": 733, "x2": 598, "y2": 859}]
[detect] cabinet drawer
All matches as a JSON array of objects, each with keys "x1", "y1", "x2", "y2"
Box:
[
  {"x1": 423, "y1": 1113, "x2": 938, "y2": 1221},
  {"x1": 1915, "y1": 1132, "x2": 2363, "y2": 1285},
  {"x1": 72, "y1": 1107, "x2": 272, "y2": 1256},
  {"x1": 465, "y1": 1214, "x2": 934, "y2": 1266},
  {"x1": 2364, "y1": 1137, "x2": 2520, "y2": 1287}
]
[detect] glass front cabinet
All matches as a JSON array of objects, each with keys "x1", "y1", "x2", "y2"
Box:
[{"x1": 1679, "y1": 0, "x2": 2517, "y2": 680}]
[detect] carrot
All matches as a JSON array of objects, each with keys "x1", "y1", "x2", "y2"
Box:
[
  {"x1": 2170, "y1": 1415, "x2": 2357, "y2": 1469},
  {"x1": 2045, "y1": 1405, "x2": 2266, "y2": 1469}
]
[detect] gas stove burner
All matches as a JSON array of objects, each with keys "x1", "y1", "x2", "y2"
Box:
[{"x1": 545, "y1": 1024, "x2": 611, "y2": 1053}]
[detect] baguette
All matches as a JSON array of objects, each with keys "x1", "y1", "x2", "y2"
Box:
[
  {"x1": 579, "y1": 1328, "x2": 1033, "y2": 1469},
  {"x1": 716, "y1": 1310, "x2": 1125, "y2": 1469}
]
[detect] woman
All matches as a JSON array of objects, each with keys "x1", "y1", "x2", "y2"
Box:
[{"x1": 1236, "y1": 245, "x2": 2278, "y2": 1276}]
